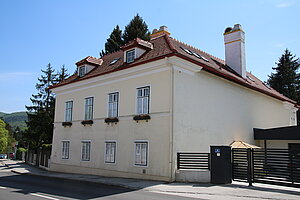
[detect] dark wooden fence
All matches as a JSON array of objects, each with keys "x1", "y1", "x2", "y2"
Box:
[{"x1": 177, "y1": 153, "x2": 210, "y2": 170}]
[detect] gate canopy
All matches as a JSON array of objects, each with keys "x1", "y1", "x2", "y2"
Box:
[
  {"x1": 230, "y1": 141, "x2": 260, "y2": 149},
  {"x1": 254, "y1": 126, "x2": 300, "y2": 140}
]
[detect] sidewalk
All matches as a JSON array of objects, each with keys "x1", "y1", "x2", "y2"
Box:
[{"x1": 1, "y1": 159, "x2": 300, "y2": 200}]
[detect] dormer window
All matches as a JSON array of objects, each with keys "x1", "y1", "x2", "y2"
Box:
[
  {"x1": 78, "y1": 66, "x2": 86, "y2": 77},
  {"x1": 126, "y1": 49, "x2": 135, "y2": 63}
]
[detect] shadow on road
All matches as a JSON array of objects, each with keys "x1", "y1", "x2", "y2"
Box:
[{"x1": 0, "y1": 174, "x2": 135, "y2": 200}]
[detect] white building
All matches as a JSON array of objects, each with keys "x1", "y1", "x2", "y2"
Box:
[{"x1": 50, "y1": 25, "x2": 299, "y2": 182}]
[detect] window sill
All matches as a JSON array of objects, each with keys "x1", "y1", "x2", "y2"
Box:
[
  {"x1": 81, "y1": 120, "x2": 93, "y2": 126},
  {"x1": 133, "y1": 114, "x2": 151, "y2": 122},
  {"x1": 62, "y1": 122, "x2": 72, "y2": 127},
  {"x1": 104, "y1": 117, "x2": 119, "y2": 124}
]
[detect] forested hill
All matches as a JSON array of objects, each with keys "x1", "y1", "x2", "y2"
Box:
[{"x1": 0, "y1": 111, "x2": 27, "y2": 131}]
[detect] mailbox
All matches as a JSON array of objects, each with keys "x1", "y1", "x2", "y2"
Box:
[{"x1": 210, "y1": 146, "x2": 232, "y2": 184}]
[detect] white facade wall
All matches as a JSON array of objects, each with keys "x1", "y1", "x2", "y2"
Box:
[
  {"x1": 172, "y1": 61, "x2": 295, "y2": 154},
  {"x1": 51, "y1": 61, "x2": 173, "y2": 181}
]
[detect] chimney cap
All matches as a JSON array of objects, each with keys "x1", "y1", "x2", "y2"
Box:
[
  {"x1": 150, "y1": 26, "x2": 170, "y2": 40},
  {"x1": 224, "y1": 27, "x2": 232, "y2": 34},
  {"x1": 159, "y1": 26, "x2": 168, "y2": 32},
  {"x1": 224, "y1": 24, "x2": 244, "y2": 35},
  {"x1": 233, "y1": 24, "x2": 243, "y2": 31},
  {"x1": 152, "y1": 28, "x2": 158, "y2": 34}
]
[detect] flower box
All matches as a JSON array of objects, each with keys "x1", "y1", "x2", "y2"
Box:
[
  {"x1": 133, "y1": 114, "x2": 151, "y2": 122},
  {"x1": 81, "y1": 120, "x2": 93, "y2": 125},
  {"x1": 62, "y1": 121, "x2": 72, "y2": 127},
  {"x1": 104, "y1": 117, "x2": 119, "y2": 124}
]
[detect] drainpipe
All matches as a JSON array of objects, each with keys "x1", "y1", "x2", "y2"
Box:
[{"x1": 168, "y1": 58, "x2": 175, "y2": 182}]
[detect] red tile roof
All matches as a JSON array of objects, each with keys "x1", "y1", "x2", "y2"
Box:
[
  {"x1": 121, "y1": 38, "x2": 153, "y2": 50},
  {"x1": 76, "y1": 56, "x2": 103, "y2": 66},
  {"x1": 50, "y1": 34, "x2": 298, "y2": 107}
]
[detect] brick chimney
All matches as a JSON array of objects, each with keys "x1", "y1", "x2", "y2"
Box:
[
  {"x1": 224, "y1": 24, "x2": 246, "y2": 78},
  {"x1": 150, "y1": 26, "x2": 170, "y2": 40}
]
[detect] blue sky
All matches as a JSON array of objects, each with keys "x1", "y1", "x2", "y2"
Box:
[{"x1": 0, "y1": 0, "x2": 299, "y2": 113}]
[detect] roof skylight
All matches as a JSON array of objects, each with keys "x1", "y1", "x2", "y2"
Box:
[
  {"x1": 180, "y1": 46, "x2": 193, "y2": 55},
  {"x1": 180, "y1": 46, "x2": 209, "y2": 62},
  {"x1": 109, "y1": 57, "x2": 120, "y2": 65},
  {"x1": 246, "y1": 75, "x2": 255, "y2": 82},
  {"x1": 192, "y1": 52, "x2": 202, "y2": 59}
]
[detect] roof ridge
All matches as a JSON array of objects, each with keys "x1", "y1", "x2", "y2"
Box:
[
  {"x1": 169, "y1": 37, "x2": 225, "y2": 64},
  {"x1": 88, "y1": 56, "x2": 102, "y2": 60},
  {"x1": 164, "y1": 34, "x2": 177, "y2": 53}
]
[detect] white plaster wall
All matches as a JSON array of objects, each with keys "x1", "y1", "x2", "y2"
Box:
[
  {"x1": 172, "y1": 68, "x2": 294, "y2": 156},
  {"x1": 51, "y1": 62, "x2": 172, "y2": 181}
]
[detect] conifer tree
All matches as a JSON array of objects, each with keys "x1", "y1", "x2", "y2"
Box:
[
  {"x1": 104, "y1": 25, "x2": 123, "y2": 54},
  {"x1": 99, "y1": 14, "x2": 150, "y2": 56},
  {"x1": 122, "y1": 14, "x2": 150, "y2": 44},
  {"x1": 99, "y1": 50, "x2": 106, "y2": 58},
  {"x1": 267, "y1": 49, "x2": 300, "y2": 125},
  {"x1": 25, "y1": 63, "x2": 58, "y2": 149},
  {"x1": 57, "y1": 65, "x2": 69, "y2": 82}
]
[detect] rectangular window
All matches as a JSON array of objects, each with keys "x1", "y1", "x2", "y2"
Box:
[
  {"x1": 105, "y1": 142, "x2": 116, "y2": 163},
  {"x1": 134, "y1": 142, "x2": 148, "y2": 166},
  {"x1": 79, "y1": 66, "x2": 86, "y2": 77},
  {"x1": 62, "y1": 141, "x2": 70, "y2": 159},
  {"x1": 137, "y1": 86, "x2": 150, "y2": 114},
  {"x1": 65, "y1": 101, "x2": 73, "y2": 122},
  {"x1": 84, "y1": 97, "x2": 94, "y2": 120},
  {"x1": 108, "y1": 92, "x2": 119, "y2": 118},
  {"x1": 126, "y1": 49, "x2": 135, "y2": 63},
  {"x1": 81, "y1": 141, "x2": 91, "y2": 161}
]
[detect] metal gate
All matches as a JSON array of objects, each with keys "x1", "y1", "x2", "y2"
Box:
[{"x1": 232, "y1": 148, "x2": 300, "y2": 188}]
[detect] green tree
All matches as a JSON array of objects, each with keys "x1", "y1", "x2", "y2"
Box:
[
  {"x1": 4, "y1": 122, "x2": 16, "y2": 153},
  {"x1": 104, "y1": 25, "x2": 123, "y2": 54},
  {"x1": 267, "y1": 49, "x2": 300, "y2": 125},
  {"x1": 99, "y1": 14, "x2": 150, "y2": 56},
  {"x1": 56, "y1": 65, "x2": 69, "y2": 82},
  {"x1": 122, "y1": 14, "x2": 150, "y2": 44},
  {"x1": 25, "y1": 63, "x2": 58, "y2": 149},
  {"x1": 0, "y1": 119, "x2": 9, "y2": 153}
]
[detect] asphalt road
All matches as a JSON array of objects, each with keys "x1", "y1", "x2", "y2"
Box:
[{"x1": 0, "y1": 162, "x2": 199, "y2": 200}]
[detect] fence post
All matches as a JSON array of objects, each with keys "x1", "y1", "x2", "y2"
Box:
[
  {"x1": 247, "y1": 148, "x2": 253, "y2": 186},
  {"x1": 208, "y1": 153, "x2": 211, "y2": 170},
  {"x1": 177, "y1": 153, "x2": 180, "y2": 170},
  {"x1": 291, "y1": 154, "x2": 294, "y2": 184}
]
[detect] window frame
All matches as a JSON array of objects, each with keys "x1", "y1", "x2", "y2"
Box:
[
  {"x1": 134, "y1": 141, "x2": 149, "y2": 167},
  {"x1": 136, "y1": 86, "x2": 150, "y2": 115},
  {"x1": 81, "y1": 140, "x2": 91, "y2": 161},
  {"x1": 78, "y1": 66, "x2": 86, "y2": 77},
  {"x1": 84, "y1": 97, "x2": 94, "y2": 120},
  {"x1": 64, "y1": 101, "x2": 73, "y2": 122},
  {"x1": 126, "y1": 49, "x2": 135, "y2": 63},
  {"x1": 61, "y1": 140, "x2": 70, "y2": 160},
  {"x1": 107, "y1": 92, "x2": 119, "y2": 118},
  {"x1": 104, "y1": 141, "x2": 117, "y2": 164}
]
